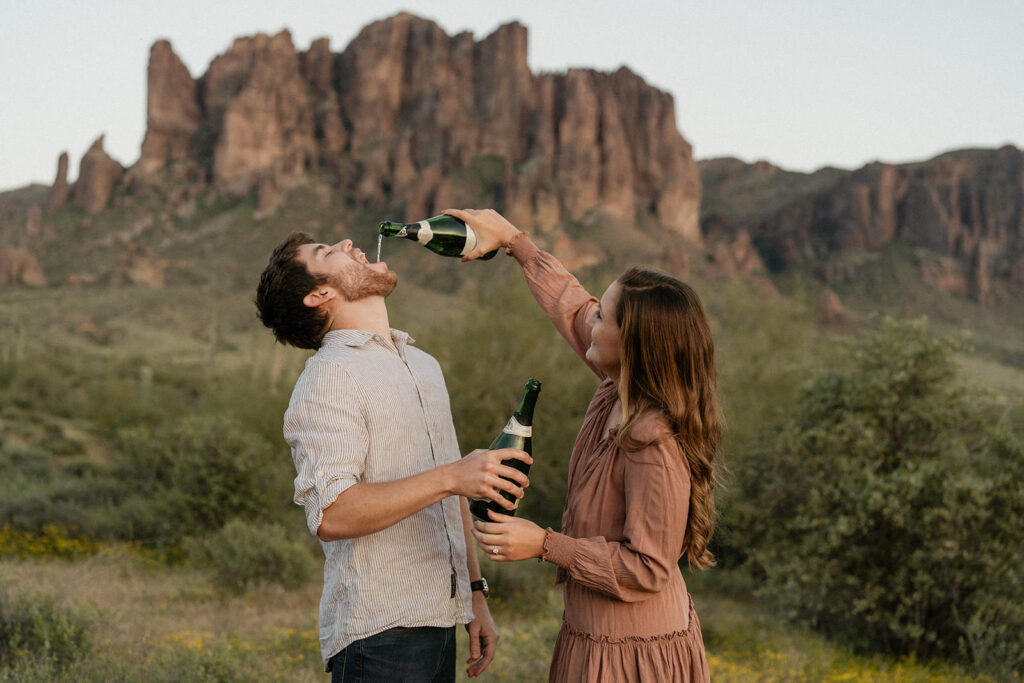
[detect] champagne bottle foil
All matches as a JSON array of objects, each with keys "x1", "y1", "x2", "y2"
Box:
[
  {"x1": 460, "y1": 226, "x2": 478, "y2": 256},
  {"x1": 416, "y1": 220, "x2": 433, "y2": 244},
  {"x1": 502, "y1": 415, "x2": 533, "y2": 437}
]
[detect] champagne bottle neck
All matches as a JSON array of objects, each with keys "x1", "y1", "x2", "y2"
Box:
[
  {"x1": 378, "y1": 221, "x2": 407, "y2": 238},
  {"x1": 513, "y1": 379, "x2": 542, "y2": 426}
]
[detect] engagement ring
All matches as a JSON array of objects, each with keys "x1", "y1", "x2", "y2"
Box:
[{"x1": 492, "y1": 547, "x2": 499, "y2": 555}]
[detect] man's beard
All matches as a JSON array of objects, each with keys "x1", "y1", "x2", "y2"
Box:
[{"x1": 330, "y1": 265, "x2": 398, "y2": 301}]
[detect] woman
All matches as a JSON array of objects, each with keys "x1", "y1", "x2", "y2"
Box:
[{"x1": 448, "y1": 208, "x2": 720, "y2": 682}]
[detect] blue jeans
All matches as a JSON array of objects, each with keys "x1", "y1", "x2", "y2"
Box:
[{"x1": 328, "y1": 625, "x2": 456, "y2": 682}]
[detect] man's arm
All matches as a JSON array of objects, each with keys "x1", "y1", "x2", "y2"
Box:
[
  {"x1": 461, "y1": 497, "x2": 498, "y2": 677},
  {"x1": 317, "y1": 447, "x2": 531, "y2": 541}
]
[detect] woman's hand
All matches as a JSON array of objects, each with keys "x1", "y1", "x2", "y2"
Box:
[
  {"x1": 443, "y1": 208, "x2": 522, "y2": 261},
  {"x1": 472, "y1": 510, "x2": 546, "y2": 561}
]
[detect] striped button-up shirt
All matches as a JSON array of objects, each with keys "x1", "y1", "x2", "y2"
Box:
[{"x1": 283, "y1": 328, "x2": 472, "y2": 668}]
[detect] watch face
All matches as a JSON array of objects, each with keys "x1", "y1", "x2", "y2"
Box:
[{"x1": 480, "y1": 578, "x2": 489, "y2": 597}]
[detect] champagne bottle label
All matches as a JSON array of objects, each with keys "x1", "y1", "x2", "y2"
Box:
[
  {"x1": 461, "y1": 225, "x2": 478, "y2": 256},
  {"x1": 502, "y1": 415, "x2": 532, "y2": 438},
  {"x1": 416, "y1": 220, "x2": 433, "y2": 244},
  {"x1": 394, "y1": 226, "x2": 408, "y2": 238}
]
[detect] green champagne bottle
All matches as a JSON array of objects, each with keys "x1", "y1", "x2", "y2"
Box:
[
  {"x1": 378, "y1": 215, "x2": 499, "y2": 260},
  {"x1": 470, "y1": 378, "x2": 542, "y2": 521}
]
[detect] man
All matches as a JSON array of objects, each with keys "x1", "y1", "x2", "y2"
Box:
[{"x1": 255, "y1": 232, "x2": 530, "y2": 681}]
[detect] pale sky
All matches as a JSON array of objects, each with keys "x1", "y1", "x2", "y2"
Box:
[{"x1": 1, "y1": 0, "x2": 1022, "y2": 191}]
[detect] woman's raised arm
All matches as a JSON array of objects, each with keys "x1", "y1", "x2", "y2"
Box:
[{"x1": 447, "y1": 208, "x2": 603, "y2": 378}]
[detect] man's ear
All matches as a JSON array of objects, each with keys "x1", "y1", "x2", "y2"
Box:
[{"x1": 303, "y1": 287, "x2": 337, "y2": 309}]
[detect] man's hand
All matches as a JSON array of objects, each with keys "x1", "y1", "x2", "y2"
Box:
[
  {"x1": 445, "y1": 448, "x2": 531, "y2": 511},
  {"x1": 465, "y1": 592, "x2": 499, "y2": 677}
]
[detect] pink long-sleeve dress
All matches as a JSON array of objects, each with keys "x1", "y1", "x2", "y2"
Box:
[{"x1": 509, "y1": 235, "x2": 710, "y2": 683}]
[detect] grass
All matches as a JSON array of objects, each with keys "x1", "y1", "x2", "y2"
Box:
[
  {"x1": 698, "y1": 596, "x2": 996, "y2": 682},
  {"x1": 0, "y1": 552, "x2": 997, "y2": 682},
  {"x1": 1, "y1": 550, "x2": 322, "y2": 681}
]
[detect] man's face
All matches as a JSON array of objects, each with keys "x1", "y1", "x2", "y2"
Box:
[{"x1": 298, "y1": 239, "x2": 398, "y2": 301}]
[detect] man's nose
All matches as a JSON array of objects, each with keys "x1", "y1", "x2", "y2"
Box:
[{"x1": 334, "y1": 239, "x2": 353, "y2": 251}]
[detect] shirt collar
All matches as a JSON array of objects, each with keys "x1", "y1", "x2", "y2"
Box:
[{"x1": 321, "y1": 328, "x2": 415, "y2": 353}]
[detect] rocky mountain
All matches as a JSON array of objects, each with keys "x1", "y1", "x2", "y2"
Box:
[
  {"x1": 1, "y1": 12, "x2": 710, "y2": 291},
  {"x1": 121, "y1": 12, "x2": 700, "y2": 242},
  {"x1": 700, "y1": 147, "x2": 1024, "y2": 305},
  {"x1": 1, "y1": 11, "x2": 1021, "y2": 313}
]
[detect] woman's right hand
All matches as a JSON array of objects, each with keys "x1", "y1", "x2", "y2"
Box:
[
  {"x1": 442, "y1": 208, "x2": 522, "y2": 261},
  {"x1": 445, "y1": 447, "x2": 531, "y2": 510}
]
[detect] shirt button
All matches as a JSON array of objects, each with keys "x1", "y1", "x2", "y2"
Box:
[{"x1": 315, "y1": 470, "x2": 324, "y2": 478}]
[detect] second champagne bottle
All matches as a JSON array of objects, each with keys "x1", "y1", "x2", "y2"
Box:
[
  {"x1": 378, "y1": 214, "x2": 499, "y2": 260},
  {"x1": 469, "y1": 378, "x2": 542, "y2": 521}
]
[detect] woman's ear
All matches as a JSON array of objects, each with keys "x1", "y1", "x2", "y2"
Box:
[{"x1": 303, "y1": 287, "x2": 336, "y2": 309}]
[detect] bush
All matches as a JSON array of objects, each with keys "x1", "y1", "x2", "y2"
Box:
[
  {"x1": 185, "y1": 518, "x2": 318, "y2": 593},
  {"x1": 737, "y1": 318, "x2": 1024, "y2": 674},
  {"x1": 0, "y1": 588, "x2": 95, "y2": 673},
  {"x1": 711, "y1": 283, "x2": 824, "y2": 567},
  {"x1": 114, "y1": 415, "x2": 293, "y2": 547}
]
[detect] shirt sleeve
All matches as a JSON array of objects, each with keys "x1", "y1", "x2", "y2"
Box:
[
  {"x1": 283, "y1": 359, "x2": 369, "y2": 536},
  {"x1": 540, "y1": 427, "x2": 690, "y2": 602},
  {"x1": 507, "y1": 235, "x2": 604, "y2": 379}
]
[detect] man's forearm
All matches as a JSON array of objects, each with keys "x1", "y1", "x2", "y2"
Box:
[
  {"x1": 461, "y1": 497, "x2": 482, "y2": 581},
  {"x1": 317, "y1": 466, "x2": 453, "y2": 541},
  {"x1": 316, "y1": 446, "x2": 530, "y2": 541}
]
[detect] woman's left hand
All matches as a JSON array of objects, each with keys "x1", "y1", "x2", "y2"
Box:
[{"x1": 472, "y1": 510, "x2": 546, "y2": 561}]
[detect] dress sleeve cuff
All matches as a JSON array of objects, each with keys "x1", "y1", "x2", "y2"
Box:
[
  {"x1": 540, "y1": 528, "x2": 576, "y2": 568},
  {"x1": 506, "y1": 232, "x2": 540, "y2": 265}
]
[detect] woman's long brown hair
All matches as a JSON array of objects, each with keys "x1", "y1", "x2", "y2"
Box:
[{"x1": 613, "y1": 267, "x2": 723, "y2": 569}]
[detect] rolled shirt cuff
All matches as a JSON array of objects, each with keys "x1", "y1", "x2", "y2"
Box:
[{"x1": 305, "y1": 476, "x2": 358, "y2": 536}]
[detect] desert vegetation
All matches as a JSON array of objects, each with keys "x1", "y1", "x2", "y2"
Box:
[{"x1": 2, "y1": 243, "x2": 1022, "y2": 680}]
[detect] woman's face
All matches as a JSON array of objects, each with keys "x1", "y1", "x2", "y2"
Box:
[{"x1": 586, "y1": 280, "x2": 623, "y2": 381}]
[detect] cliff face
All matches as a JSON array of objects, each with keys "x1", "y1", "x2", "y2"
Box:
[
  {"x1": 71, "y1": 136, "x2": 124, "y2": 215},
  {"x1": 45, "y1": 152, "x2": 70, "y2": 214},
  {"x1": 701, "y1": 147, "x2": 1024, "y2": 304},
  {"x1": 136, "y1": 40, "x2": 202, "y2": 181},
  {"x1": 136, "y1": 13, "x2": 702, "y2": 241}
]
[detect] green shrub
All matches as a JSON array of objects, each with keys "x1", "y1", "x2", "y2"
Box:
[
  {"x1": 114, "y1": 415, "x2": 293, "y2": 547},
  {"x1": 0, "y1": 358, "x2": 79, "y2": 416},
  {"x1": 0, "y1": 496, "x2": 94, "y2": 538},
  {"x1": 738, "y1": 318, "x2": 1024, "y2": 674},
  {"x1": 0, "y1": 589, "x2": 95, "y2": 673},
  {"x1": 185, "y1": 518, "x2": 318, "y2": 593},
  {"x1": 711, "y1": 283, "x2": 825, "y2": 568},
  {"x1": 0, "y1": 448, "x2": 55, "y2": 491}
]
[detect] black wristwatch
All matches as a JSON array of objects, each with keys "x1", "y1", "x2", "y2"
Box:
[{"x1": 470, "y1": 577, "x2": 489, "y2": 598}]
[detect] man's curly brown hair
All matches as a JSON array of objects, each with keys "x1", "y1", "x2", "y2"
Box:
[{"x1": 255, "y1": 232, "x2": 330, "y2": 350}]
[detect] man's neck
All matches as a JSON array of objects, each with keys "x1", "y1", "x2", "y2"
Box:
[{"x1": 327, "y1": 296, "x2": 393, "y2": 342}]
